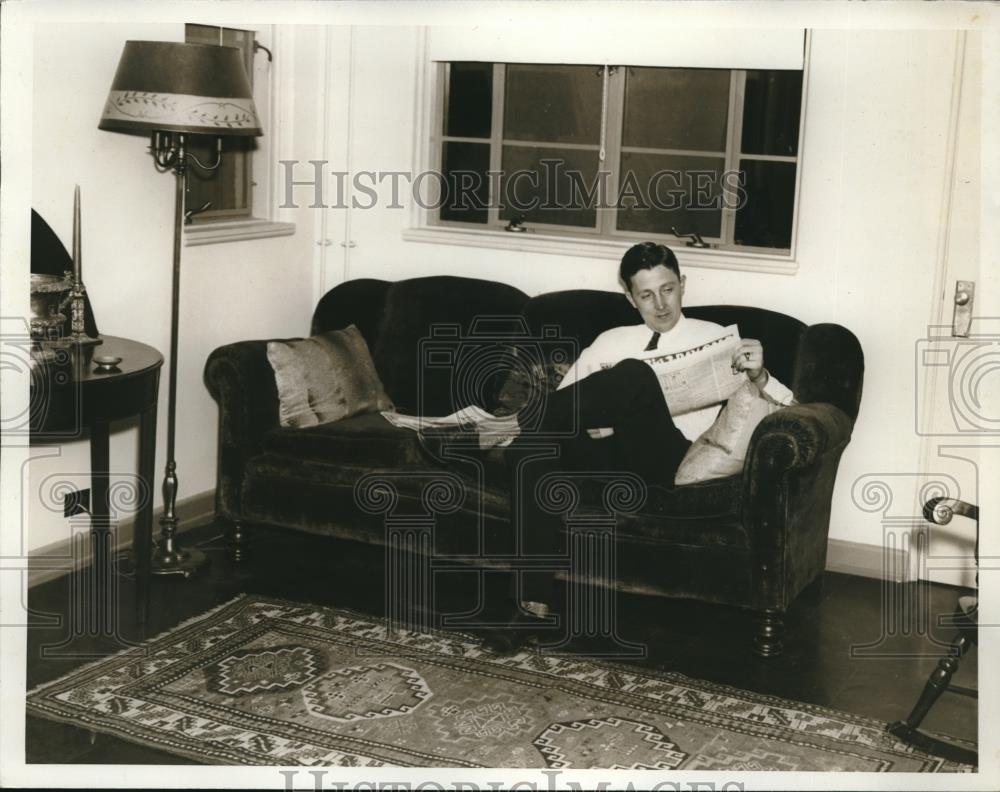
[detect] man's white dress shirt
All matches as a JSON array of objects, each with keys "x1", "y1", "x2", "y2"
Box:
[{"x1": 556, "y1": 314, "x2": 795, "y2": 441}]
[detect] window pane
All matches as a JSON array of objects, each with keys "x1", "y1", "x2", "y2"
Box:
[
  {"x1": 186, "y1": 136, "x2": 252, "y2": 215},
  {"x1": 185, "y1": 23, "x2": 222, "y2": 44},
  {"x1": 734, "y1": 159, "x2": 796, "y2": 248},
  {"x1": 439, "y1": 141, "x2": 491, "y2": 224},
  {"x1": 503, "y1": 65, "x2": 602, "y2": 145},
  {"x1": 185, "y1": 24, "x2": 253, "y2": 76},
  {"x1": 445, "y1": 62, "x2": 493, "y2": 139},
  {"x1": 184, "y1": 25, "x2": 255, "y2": 219},
  {"x1": 741, "y1": 70, "x2": 803, "y2": 156},
  {"x1": 499, "y1": 146, "x2": 598, "y2": 228},
  {"x1": 616, "y1": 152, "x2": 723, "y2": 238},
  {"x1": 622, "y1": 67, "x2": 730, "y2": 152}
]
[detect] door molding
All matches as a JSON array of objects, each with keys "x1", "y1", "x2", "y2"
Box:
[{"x1": 913, "y1": 30, "x2": 969, "y2": 583}]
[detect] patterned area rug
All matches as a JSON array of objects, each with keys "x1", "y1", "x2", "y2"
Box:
[{"x1": 27, "y1": 595, "x2": 974, "y2": 770}]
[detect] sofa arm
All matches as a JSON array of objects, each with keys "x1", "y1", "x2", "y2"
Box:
[
  {"x1": 793, "y1": 323, "x2": 865, "y2": 422},
  {"x1": 204, "y1": 340, "x2": 283, "y2": 520},
  {"x1": 745, "y1": 402, "x2": 853, "y2": 476},
  {"x1": 742, "y1": 402, "x2": 855, "y2": 611}
]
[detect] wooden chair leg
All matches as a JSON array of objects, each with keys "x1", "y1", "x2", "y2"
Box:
[
  {"x1": 898, "y1": 632, "x2": 972, "y2": 730},
  {"x1": 754, "y1": 608, "x2": 785, "y2": 657},
  {"x1": 887, "y1": 631, "x2": 977, "y2": 766}
]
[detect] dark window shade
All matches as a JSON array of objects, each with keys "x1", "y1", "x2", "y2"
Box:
[
  {"x1": 734, "y1": 159, "x2": 797, "y2": 248},
  {"x1": 440, "y1": 142, "x2": 491, "y2": 224},
  {"x1": 616, "y1": 152, "x2": 724, "y2": 238},
  {"x1": 503, "y1": 65, "x2": 602, "y2": 145},
  {"x1": 499, "y1": 146, "x2": 599, "y2": 228},
  {"x1": 622, "y1": 67, "x2": 730, "y2": 152},
  {"x1": 444, "y1": 63, "x2": 493, "y2": 138},
  {"x1": 741, "y1": 70, "x2": 803, "y2": 156}
]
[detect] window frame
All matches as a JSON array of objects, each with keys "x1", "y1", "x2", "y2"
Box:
[
  {"x1": 182, "y1": 23, "x2": 297, "y2": 247},
  {"x1": 409, "y1": 33, "x2": 810, "y2": 274}
]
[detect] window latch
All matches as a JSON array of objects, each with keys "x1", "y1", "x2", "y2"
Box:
[
  {"x1": 670, "y1": 226, "x2": 710, "y2": 249},
  {"x1": 253, "y1": 41, "x2": 273, "y2": 62},
  {"x1": 505, "y1": 215, "x2": 528, "y2": 233},
  {"x1": 184, "y1": 202, "x2": 213, "y2": 225}
]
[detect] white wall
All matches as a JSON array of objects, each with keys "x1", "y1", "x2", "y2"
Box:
[
  {"x1": 26, "y1": 21, "x2": 977, "y2": 561},
  {"x1": 27, "y1": 23, "x2": 324, "y2": 552},
  {"x1": 313, "y1": 26, "x2": 966, "y2": 551}
]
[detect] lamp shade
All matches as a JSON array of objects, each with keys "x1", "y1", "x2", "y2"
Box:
[{"x1": 98, "y1": 41, "x2": 262, "y2": 136}]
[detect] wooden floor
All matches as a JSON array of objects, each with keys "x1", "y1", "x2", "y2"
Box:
[{"x1": 24, "y1": 521, "x2": 977, "y2": 764}]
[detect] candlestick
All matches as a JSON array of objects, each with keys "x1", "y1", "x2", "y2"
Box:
[
  {"x1": 72, "y1": 185, "x2": 82, "y2": 286},
  {"x1": 63, "y1": 183, "x2": 101, "y2": 352}
]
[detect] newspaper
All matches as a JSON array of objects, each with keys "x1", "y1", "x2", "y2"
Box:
[
  {"x1": 600, "y1": 324, "x2": 747, "y2": 416},
  {"x1": 383, "y1": 324, "x2": 746, "y2": 444},
  {"x1": 381, "y1": 406, "x2": 519, "y2": 449}
]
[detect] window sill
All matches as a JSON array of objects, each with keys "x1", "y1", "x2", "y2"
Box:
[
  {"x1": 401, "y1": 226, "x2": 798, "y2": 275},
  {"x1": 183, "y1": 218, "x2": 296, "y2": 247}
]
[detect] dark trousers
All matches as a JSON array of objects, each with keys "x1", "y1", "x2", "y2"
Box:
[{"x1": 507, "y1": 357, "x2": 691, "y2": 606}]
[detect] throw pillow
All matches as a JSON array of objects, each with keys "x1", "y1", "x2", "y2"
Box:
[
  {"x1": 494, "y1": 352, "x2": 572, "y2": 417},
  {"x1": 267, "y1": 325, "x2": 394, "y2": 428},
  {"x1": 674, "y1": 380, "x2": 786, "y2": 485}
]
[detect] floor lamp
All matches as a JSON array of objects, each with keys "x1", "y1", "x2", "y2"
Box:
[{"x1": 99, "y1": 41, "x2": 262, "y2": 576}]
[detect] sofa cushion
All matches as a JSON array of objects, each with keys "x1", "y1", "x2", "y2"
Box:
[
  {"x1": 521, "y1": 290, "x2": 644, "y2": 353},
  {"x1": 241, "y1": 452, "x2": 514, "y2": 556},
  {"x1": 492, "y1": 290, "x2": 639, "y2": 416},
  {"x1": 267, "y1": 326, "x2": 394, "y2": 428},
  {"x1": 264, "y1": 413, "x2": 427, "y2": 468},
  {"x1": 674, "y1": 380, "x2": 786, "y2": 485},
  {"x1": 311, "y1": 278, "x2": 391, "y2": 350},
  {"x1": 370, "y1": 276, "x2": 529, "y2": 416},
  {"x1": 575, "y1": 474, "x2": 747, "y2": 548},
  {"x1": 493, "y1": 355, "x2": 572, "y2": 417}
]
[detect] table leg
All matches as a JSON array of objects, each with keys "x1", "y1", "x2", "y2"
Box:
[
  {"x1": 89, "y1": 420, "x2": 111, "y2": 636},
  {"x1": 136, "y1": 403, "x2": 158, "y2": 628}
]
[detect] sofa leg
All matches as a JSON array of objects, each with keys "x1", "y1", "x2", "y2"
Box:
[
  {"x1": 226, "y1": 520, "x2": 248, "y2": 563},
  {"x1": 754, "y1": 608, "x2": 785, "y2": 657}
]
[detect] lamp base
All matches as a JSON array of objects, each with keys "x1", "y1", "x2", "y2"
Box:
[{"x1": 150, "y1": 544, "x2": 209, "y2": 578}]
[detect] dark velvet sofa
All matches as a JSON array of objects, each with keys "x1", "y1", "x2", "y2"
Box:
[{"x1": 204, "y1": 275, "x2": 864, "y2": 656}]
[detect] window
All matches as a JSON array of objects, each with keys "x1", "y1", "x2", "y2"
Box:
[
  {"x1": 433, "y1": 63, "x2": 803, "y2": 254},
  {"x1": 184, "y1": 24, "x2": 256, "y2": 223}
]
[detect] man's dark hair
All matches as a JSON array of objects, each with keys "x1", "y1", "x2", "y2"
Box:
[{"x1": 618, "y1": 242, "x2": 680, "y2": 291}]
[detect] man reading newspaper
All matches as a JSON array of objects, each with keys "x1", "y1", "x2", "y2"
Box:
[{"x1": 485, "y1": 241, "x2": 795, "y2": 655}]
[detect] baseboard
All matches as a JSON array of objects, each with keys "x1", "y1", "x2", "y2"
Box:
[
  {"x1": 28, "y1": 500, "x2": 905, "y2": 587},
  {"x1": 825, "y1": 538, "x2": 908, "y2": 583},
  {"x1": 27, "y1": 489, "x2": 217, "y2": 589}
]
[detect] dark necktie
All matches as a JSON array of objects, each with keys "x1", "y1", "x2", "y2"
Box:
[{"x1": 644, "y1": 332, "x2": 660, "y2": 351}]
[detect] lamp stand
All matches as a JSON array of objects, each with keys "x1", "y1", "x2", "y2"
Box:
[{"x1": 148, "y1": 131, "x2": 219, "y2": 578}]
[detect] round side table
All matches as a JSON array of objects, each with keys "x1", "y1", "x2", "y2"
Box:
[{"x1": 31, "y1": 336, "x2": 163, "y2": 629}]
